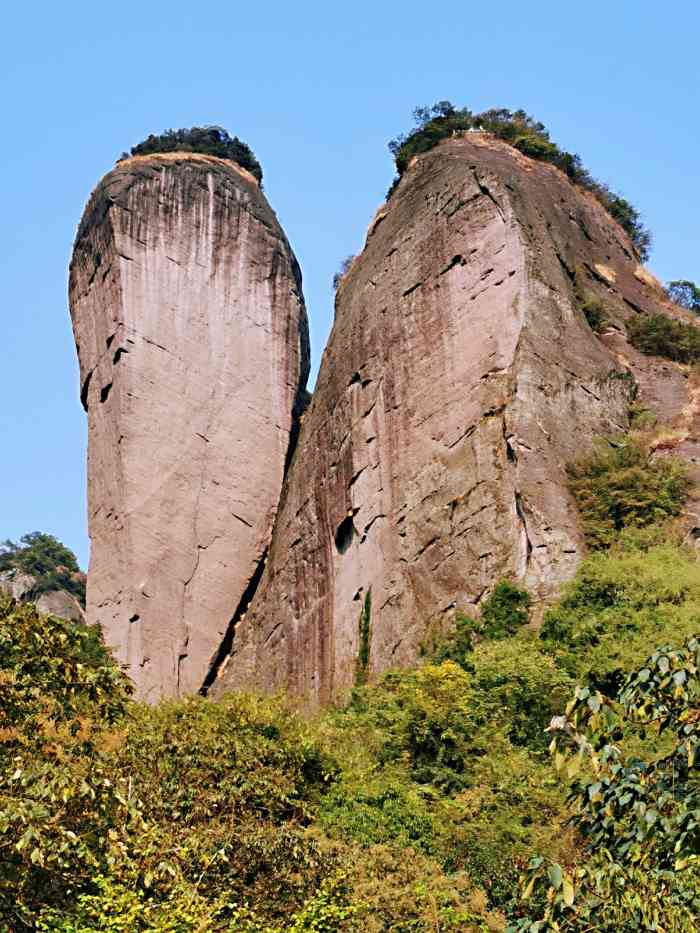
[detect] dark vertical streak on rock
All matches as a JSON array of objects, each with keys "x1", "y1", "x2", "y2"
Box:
[{"x1": 199, "y1": 546, "x2": 269, "y2": 695}]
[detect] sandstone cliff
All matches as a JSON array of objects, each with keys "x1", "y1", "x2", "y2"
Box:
[
  {"x1": 214, "y1": 134, "x2": 699, "y2": 706},
  {"x1": 69, "y1": 153, "x2": 309, "y2": 700}
]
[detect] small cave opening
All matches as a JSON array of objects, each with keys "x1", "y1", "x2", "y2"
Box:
[
  {"x1": 335, "y1": 515, "x2": 356, "y2": 555},
  {"x1": 100, "y1": 382, "x2": 113, "y2": 403}
]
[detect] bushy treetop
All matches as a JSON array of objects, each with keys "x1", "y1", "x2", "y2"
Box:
[
  {"x1": 0, "y1": 531, "x2": 85, "y2": 606},
  {"x1": 387, "y1": 102, "x2": 652, "y2": 261},
  {"x1": 668, "y1": 279, "x2": 700, "y2": 314},
  {"x1": 119, "y1": 125, "x2": 263, "y2": 184}
]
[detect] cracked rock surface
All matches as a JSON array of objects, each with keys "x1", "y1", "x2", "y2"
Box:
[
  {"x1": 69, "y1": 153, "x2": 309, "y2": 700},
  {"x1": 215, "y1": 135, "x2": 696, "y2": 707}
]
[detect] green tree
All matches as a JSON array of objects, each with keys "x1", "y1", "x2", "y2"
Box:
[
  {"x1": 386, "y1": 103, "x2": 652, "y2": 260},
  {"x1": 513, "y1": 636, "x2": 700, "y2": 931},
  {"x1": 0, "y1": 597, "x2": 133, "y2": 927},
  {"x1": 120, "y1": 126, "x2": 263, "y2": 184},
  {"x1": 0, "y1": 531, "x2": 86, "y2": 605},
  {"x1": 668, "y1": 280, "x2": 700, "y2": 314}
]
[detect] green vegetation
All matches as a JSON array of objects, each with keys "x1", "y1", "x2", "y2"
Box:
[
  {"x1": 580, "y1": 295, "x2": 608, "y2": 333},
  {"x1": 0, "y1": 531, "x2": 86, "y2": 606},
  {"x1": 514, "y1": 634, "x2": 700, "y2": 931},
  {"x1": 627, "y1": 311, "x2": 700, "y2": 363},
  {"x1": 435, "y1": 580, "x2": 531, "y2": 665},
  {"x1": 2, "y1": 430, "x2": 697, "y2": 930},
  {"x1": 668, "y1": 279, "x2": 700, "y2": 314},
  {"x1": 120, "y1": 126, "x2": 263, "y2": 184},
  {"x1": 387, "y1": 102, "x2": 652, "y2": 260},
  {"x1": 355, "y1": 589, "x2": 372, "y2": 685},
  {"x1": 566, "y1": 437, "x2": 689, "y2": 549}
]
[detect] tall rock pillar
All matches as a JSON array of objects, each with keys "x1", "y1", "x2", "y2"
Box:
[{"x1": 69, "y1": 152, "x2": 309, "y2": 700}]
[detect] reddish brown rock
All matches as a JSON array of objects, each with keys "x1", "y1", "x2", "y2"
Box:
[
  {"x1": 69, "y1": 153, "x2": 309, "y2": 700},
  {"x1": 214, "y1": 134, "x2": 698, "y2": 706}
]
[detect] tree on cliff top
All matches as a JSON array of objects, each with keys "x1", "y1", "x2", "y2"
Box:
[
  {"x1": 668, "y1": 279, "x2": 700, "y2": 314},
  {"x1": 0, "y1": 531, "x2": 86, "y2": 606},
  {"x1": 119, "y1": 125, "x2": 263, "y2": 184},
  {"x1": 387, "y1": 102, "x2": 652, "y2": 261}
]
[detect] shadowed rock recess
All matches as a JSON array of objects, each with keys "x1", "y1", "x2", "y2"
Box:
[
  {"x1": 213, "y1": 134, "x2": 699, "y2": 707},
  {"x1": 69, "y1": 153, "x2": 309, "y2": 700}
]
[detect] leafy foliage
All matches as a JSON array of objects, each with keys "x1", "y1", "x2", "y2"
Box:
[
  {"x1": 668, "y1": 279, "x2": 700, "y2": 314},
  {"x1": 627, "y1": 311, "x2": 700, "y2": 363},
  {"x1": 540, "y1": 540, "x2": 700, "y2": 693},
  {"x1": 565, "y1": 437, "x2": 689, "y2": 549},
  {"x1": 0, "y1": 531, "x2": 86, "y2": 606},
  {"x1": 513, "y1": 636, "x2": 700, "y2": 931},
  {"x1": 3, "y1": 432, "x2": 699, "y2": 931},
  {"x1": 435, "y1": 580, "x2": 531, "y2": 664},
  {"x1": 387, "y1": 102, "x2": 651, "y2": 260},
  {"x1": 480, "y1": 581, "x2": 531, "y2": 639},
  {"x1": 0, "y1": 596, "x2": 132, "y2": 927},
  {"x1": 355, "y1": 588, "x2": 372, "y2": 685},
  {"x1": 120, "y1": 126, "x2": 263, "y2": 184}
]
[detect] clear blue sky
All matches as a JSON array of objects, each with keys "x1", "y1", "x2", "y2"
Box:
[{"x1": 1, "y1": 1, "x2": 698, "y2": 569}]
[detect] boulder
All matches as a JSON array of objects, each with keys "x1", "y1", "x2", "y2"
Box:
[{"x1": 0, "y1": 571, "x2": 85, "y2": 623}]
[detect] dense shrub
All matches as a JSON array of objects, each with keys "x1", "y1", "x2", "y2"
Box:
[
  {"x1": 566, "y1": 438, "x2": 689, "y2": 549},
  {"x1": 627, "y1": 311, "x2": 700, "y2": 363},
  {"x1": 0, "y1": 597, "x2": 132, "y2": 927},
  {"x1": 0, "y1": 531, "x2": 86, "y2": 605},
  {"x1": 435, "y1": 580, "x2": 531, "y2": 665},
  {"x1": 4, "y1": 475, "x2": 699, "y2": 929},
  {"x1": 580, "y1": 295, "x2": 608, "y2": 333},
  {"x1": 120, "y1": 126, "x2": 263, "y2": 184},
  {"x1": 480, "y1": 580, "x2": 531, "y2": 638},
  {"x1": 541, "y1": 541, "x2": 700, "y2": 693},
  {"x1": 387, "y1": 102, "x2": 652, "y2": 260}
]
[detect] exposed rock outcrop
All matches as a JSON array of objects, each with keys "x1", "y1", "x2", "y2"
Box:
[
  {"x1": 69, "y1": 153, "x2": 309, "y2": 700},
  {"x1": 0, "y1": 571, "x2": 85, "y2": 623},
  {"x1": 214, "y1": 134, "x2": 698, "y2": 706}
]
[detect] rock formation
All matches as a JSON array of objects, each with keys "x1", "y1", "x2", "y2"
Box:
[
  {"x1": 0, "y1": 571, "x2": 85, "y2": 623},
  {"x1": 69, "y1": 153, "x2": 309, "y2": 700},
  {"x1": 214, "y1": 134, "x2": 699, "y2": 707}
]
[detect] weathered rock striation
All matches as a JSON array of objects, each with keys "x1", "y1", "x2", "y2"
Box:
[
  {"x1": 69, "y1": 153, "x2": 309, "y2": 700},
  {"x1": 214, "y1": 134, "x2": 698, "y2": 707}
]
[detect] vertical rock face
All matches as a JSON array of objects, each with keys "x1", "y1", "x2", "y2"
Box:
[
  {"x1": 69, "y1": 153, "x2": 309, "y2": 700},
  {"x1": 215, "y1": 134, "x2": 696, "y2": 707}
]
